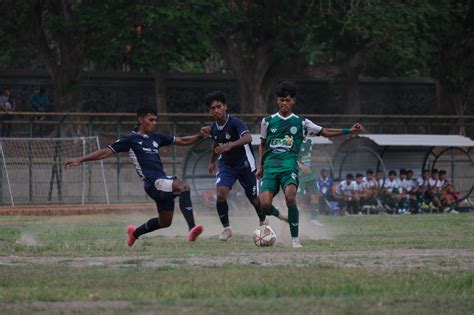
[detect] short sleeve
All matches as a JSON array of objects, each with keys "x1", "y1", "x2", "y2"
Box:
[
  {"x1": 303, "y1": 119, "x2": 323, "y2": 136},
  {"x1": 260, "y1": 118, "x2": 268, "y2": 140},
  {"x1": 109, "y1": 136, "x2": 131, "y2": 153},
  {"x1": 156, "y1": 133, "x2": 175, "y2": 147},
  {"x1": 233, "y1": 118, "x2": 250, "y2": 137}
]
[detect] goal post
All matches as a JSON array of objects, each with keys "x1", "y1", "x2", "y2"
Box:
[{"x1": 0, "y1": 137, "x2": 110, "y2": 205}]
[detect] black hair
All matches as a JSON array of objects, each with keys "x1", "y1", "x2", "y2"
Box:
[
  {"x1": 407, "y1": 169, "x2": 413, "y2": 174},
  {"x1": 276, "y1": 80, "x2": 297, "y2": 98},
  {"x1": 205, "y1": 91, "x2": 226, "y2": 107},
  {"x1": 422, "y1": 169, "x2": 429, "y2": 174},
  {"x1": 439, "y1": 170, "x2": 447, "y2": 175},
  {"x1": 346, "y1": 173, "x2": 354, "y2": 180},
  {"x1": 136, "y1": 107, "x2": 157, "y2": 118},
  {"x1": 399, "y1": 169, "x2": 407, "y2": 175},
  {"x1": 355, "y1": 173, "x2": 363, "y2": 178},
  {"x1": 431, "y1": 168, "x2": 439, "y2": 174},
  {"x1": 388, "y1": 170, "x2": 397, "y2": 176},
  {"x1": 376, "y1": 169, "x2": 383, "y2": 174},
  {"x1": 366, "y1": 169, "x2": 374, "y2": 175}
]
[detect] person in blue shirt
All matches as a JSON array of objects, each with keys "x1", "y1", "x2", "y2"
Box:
[
  {"x1": 206, "y1": 91, "x2": 270, "y2": 241},
  {"x1": 65, "y1": 107, "x2": 207, "y2": 246}
]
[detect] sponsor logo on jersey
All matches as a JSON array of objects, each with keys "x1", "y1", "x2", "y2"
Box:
[
  {"x1": 290, "y1": 126, "x2": 297, "y2": 134},
  {"x1": 225, "y1": 133, "x2": 231, "y2": 140},
  {"x1": 152, "y1": 141, "x2": 158, "y2": 148},
  {"x1": 269, "y1": 135, "x2": 293, "y2": 152},
  {"x1": 271, "y1": 128, "x2": 277, "y2": 133}
]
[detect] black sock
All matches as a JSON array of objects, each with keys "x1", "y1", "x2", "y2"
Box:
[
  {"x1": 133, "y1": 217, "x2": 161, "y2": 239},
  {"x1": 216, "y1": 201, "x2": 230, "y2": 227},
  {"x1": 179, "y1": 191, "x2": 195, "y2": 230}
]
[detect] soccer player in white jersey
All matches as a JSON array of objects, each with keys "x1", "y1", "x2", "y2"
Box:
[
  {"x1": 339, "y1": 174, "x2": 358, "y2": 215},
  {"x1": 65, "y1": 107, "x2": 207, "y2": 246},
  {"x1": 382, "y1": 170, "x2": 402, "y2": 212},
  {"x1": 428, "y1": 169, "x2": 442, "y2": 211},
  {"x1": 354, "y1": 173, "x2": 369, "y2": 213},
  {"x1": 396, "y1": 169, "x2": 410, "y2": 214}
]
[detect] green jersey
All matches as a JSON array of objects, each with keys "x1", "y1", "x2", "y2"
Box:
[
  {"x1": 260, "y1": 113, "x2": 323, "y2": 173},
  {"x1": 298, "y1": 138, "x2": 313, "y2": 166}
]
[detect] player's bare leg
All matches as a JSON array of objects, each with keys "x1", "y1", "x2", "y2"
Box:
[{"x1": 260, "y1": 191, "x2": 288, "y2": 222}]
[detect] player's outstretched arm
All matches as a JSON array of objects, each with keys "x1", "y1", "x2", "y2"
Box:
[
  {"x1": 214, "y1": 132, "x2": 252, "y2": 154},
  {"x1": 321, "y1": 123, "x2": 364, "y2": 137},
  {"x1": 174, "y1": 126, "x2": 209, "y2": 146},
  {"x1": 64, "y1": 148, "x2": 114, "y2": 169}
]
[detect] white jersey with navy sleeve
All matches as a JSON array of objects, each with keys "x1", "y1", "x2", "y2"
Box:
[
  {"x1": 109, "y1": 131, "x2": 175, "y2": 182},
  {"x1": 210, "y1": 115, "x2": 256, "y2": 170}
]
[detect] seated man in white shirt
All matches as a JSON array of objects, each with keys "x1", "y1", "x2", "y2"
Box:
[
  {"x1": 339, "y1": 173, "x2": 358, "y2": 215},
  {"x1": 382, "y1": 170, "x2": 402, "y2": 213}
]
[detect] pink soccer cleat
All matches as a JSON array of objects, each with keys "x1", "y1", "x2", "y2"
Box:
[
  {"x1": 127, "y1": 225, "x2": 136, "y2": 247},
  {"x1": 188, "y1": 225, "x2": 204, "y2": 241}
]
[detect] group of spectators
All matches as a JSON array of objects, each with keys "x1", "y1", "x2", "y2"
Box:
[
  {"x1": 309, "y1": 168, "x2": 460, "y2": 215},
  {"x1": 0, "y1": 86, "x2": 48, "y2": 137}
]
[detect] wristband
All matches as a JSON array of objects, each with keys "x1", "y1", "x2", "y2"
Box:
[{"x1": 342, "y1": 128, "x2": 350, "y2": 135}]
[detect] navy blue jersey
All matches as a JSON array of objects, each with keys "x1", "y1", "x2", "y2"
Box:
[
  {"x1": 108, "y1": 131, "x2": 175, "y2": 181},
  {"x1": 210, "y1": 115, "x2": 256, "y2": 170}
]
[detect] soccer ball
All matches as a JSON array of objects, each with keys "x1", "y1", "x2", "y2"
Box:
[{"x1": 253, "y1": 225, "x2": 277, "y2": 247}]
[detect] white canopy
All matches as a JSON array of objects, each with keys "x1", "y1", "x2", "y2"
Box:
[{"x1": 359, "y1": 134, "x2": 474, "y2": 147}]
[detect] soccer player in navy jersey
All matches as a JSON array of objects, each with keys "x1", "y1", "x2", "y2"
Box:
[
  {"x1": 205, "y1": 91, "x2": 271, "y2": 241},
  {"x1": 65, "y1": 107, "x2": 207, "y2": 246}
]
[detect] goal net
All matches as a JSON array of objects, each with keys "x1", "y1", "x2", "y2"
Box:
[{"x1": 0, "y1": 137, "x2": 109, "y2": 205}]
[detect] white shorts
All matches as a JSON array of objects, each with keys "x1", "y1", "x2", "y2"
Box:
[{"x1": 154, "y1": 177, "x2": 174, "y2": 192}]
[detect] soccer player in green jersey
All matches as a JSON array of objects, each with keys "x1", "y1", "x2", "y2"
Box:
[{"x1": 256, "y1": 81, "x2": 364, "y2": 248}]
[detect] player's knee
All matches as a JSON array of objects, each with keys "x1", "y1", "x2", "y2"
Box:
[
  {"x1": 285, "y1": 195, "x2": 296, "y2": 205},
  {"x1": 216, "y1": 192, "x2": 227, "y2": 203},
  {"x1": 160, "y1": 217, "x2": 172, "y2": 228}
]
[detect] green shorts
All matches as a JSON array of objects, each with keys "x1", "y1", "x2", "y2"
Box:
[{"x1": 260, "y1": 170, "x2": 299, "y2": 195}]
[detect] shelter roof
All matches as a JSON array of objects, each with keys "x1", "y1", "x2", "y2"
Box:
[{"x1": 359, "y1": 134, "x2": 474, "y2": 147}]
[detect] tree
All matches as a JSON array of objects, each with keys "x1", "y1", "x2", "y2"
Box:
[
  {"x1": 83, "y1": 0, "x2": 212, "y2": 118},
  {"x1": 305, "y1": 0, "x2": 438, "y2": 114},
  {"x1": 205, "y1": 0, "x2": 315, "y2": 114},
  {"x1": 0, "y1": 0, "x2": 86, "y2": 112},
  {"x1": 427, "y1": 1, "x2": 474, "y2": 119}
]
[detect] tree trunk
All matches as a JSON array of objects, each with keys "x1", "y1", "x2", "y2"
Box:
[
  {"x1": 153, "y1": 71, "x2": 169, "y2": 132},
  {"x1": 342, "y1": 68, "x2": 360, "y2": 114}
]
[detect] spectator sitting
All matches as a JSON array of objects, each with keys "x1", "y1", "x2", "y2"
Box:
[
  {"x1": 363, "y1": 169, "x2": 378, "y2": 206},
  {"x1": 406, "y1": 169, "x2": 419, "y2": 213},
  {"x1": 339, "y1": 173, "x2": 358, "y2": 215},
  {"x1": 382, "y1": 170, "x2": 402, "y2": 213},
  {"x1": 354, "y1": 173, "x2": 369, "y2": 213},
  {"x1": 439, "y1": 170, "x2": 459, "y2": 213},
  {"x1": 428, "y1": 169, "x2": 442, "y2": 212},
  {"x1": 396, "y1": 169, "x2": 410, "y2": 214},
  {"x1": 417, "y1": 169, "x2": 432, "y2": 211}
]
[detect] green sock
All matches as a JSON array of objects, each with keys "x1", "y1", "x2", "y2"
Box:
[
  {"x1": 288, "y1": 204, "x2": 299, "y2": 238},
  {"x1": 268, "y1": 205, "x2": 280, "y2": 218}
]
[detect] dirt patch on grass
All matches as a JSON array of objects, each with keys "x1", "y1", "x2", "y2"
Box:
[
  {"x1": 2, "y1": 249, "x2": 474, "y2": 270},
  {"x1": 2, "y1": 300, "x2": 132, "y2": 314}
]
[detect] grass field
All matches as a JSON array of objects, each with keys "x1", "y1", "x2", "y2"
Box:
[{"x1": 0, "y1": 211, "x2": 473, "y2": 314}]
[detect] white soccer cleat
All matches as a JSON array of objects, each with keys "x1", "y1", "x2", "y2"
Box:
[
  {"x1": 291, "y1": 239, "x2": 303, "y2": 248},
  {"x1": 218, "y1": 227, "x2": 233, "y2": 241}
]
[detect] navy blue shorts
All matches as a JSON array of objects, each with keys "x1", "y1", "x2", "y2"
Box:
[
  {"x1": 216, "y1": 163, "x2": 257, "y2": 198},
  {"x1": 144, "y1": 177, "x2": 176, "y2": 212}
]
